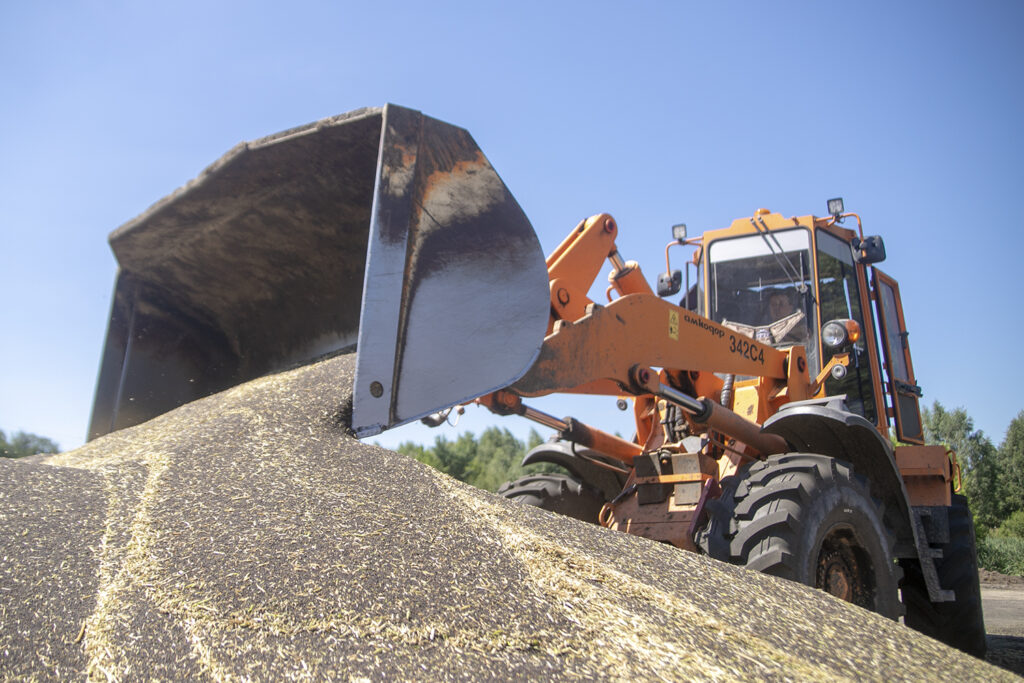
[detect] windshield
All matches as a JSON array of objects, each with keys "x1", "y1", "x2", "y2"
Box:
[{"x1": 707, "y1": 228, "x2": 819, "y2": 373}]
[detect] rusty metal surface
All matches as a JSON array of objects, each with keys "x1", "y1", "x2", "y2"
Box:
[
  {"x1": 352, "y1": 105, "x2": 548, "y2": 436},
  {"x1": 90, "y1": 105, "x2": 549, "y2": 440}
]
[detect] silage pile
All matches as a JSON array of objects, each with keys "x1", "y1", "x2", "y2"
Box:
[{"x1": 0, "y1": 353, "x2": 1013, "y2": 680}]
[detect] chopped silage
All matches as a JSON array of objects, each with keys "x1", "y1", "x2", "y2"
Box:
[{"x1": 0, "y1": 353, "x2": 1014, "y2": 681}]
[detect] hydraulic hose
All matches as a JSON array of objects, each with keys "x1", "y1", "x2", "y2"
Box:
[{"x1": 720, "y1": 373, "x2": 735, "y2": 409}]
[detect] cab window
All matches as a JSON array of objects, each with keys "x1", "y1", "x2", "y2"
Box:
[
  {"x1": 706, "y1": 228, "x2": 819, "y2": 373},
  {"x1": 816, "y1": 230, "x2": 877, "y2": 422}
]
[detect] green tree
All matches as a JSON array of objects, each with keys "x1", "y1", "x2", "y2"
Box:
[
  {"x1": 467, "y1": 428, "x2": 546, "y2": 492},
  {"x1": 997, "y1": 411, "x2": 1024, "y2": 515},
  {"x1": 0, "y1": 429, "x2": 60, "y2": 458},
  {"x1": 922, "y1": 402, "x2": 1003, "y2": 531},
  {"x1": 992, "y1": 510, "x2": 1024, "y2": 539},
  {"x1": 395, "y1": 427, "x2": 549, "y2": 492}
]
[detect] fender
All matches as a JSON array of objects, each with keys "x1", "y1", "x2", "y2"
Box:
[
  {"x1": 761, "y1": 396, "x2": 916, "y2": 553},
  {"x1": 521, "y1": 440, "x2": 629, "y2": 501}
]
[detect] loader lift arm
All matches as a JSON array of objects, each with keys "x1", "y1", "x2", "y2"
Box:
[{"x1": 479, "y1": 212, "x2": 806, "y2": 460}]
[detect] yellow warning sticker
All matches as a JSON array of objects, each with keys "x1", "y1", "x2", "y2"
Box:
[{"x1": 669, "y1": 310, "x2": 679, "y2": 340}]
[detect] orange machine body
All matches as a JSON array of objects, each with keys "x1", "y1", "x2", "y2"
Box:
[{"x1": 487, "y1": 206, "x2": 951, "y2": 535}]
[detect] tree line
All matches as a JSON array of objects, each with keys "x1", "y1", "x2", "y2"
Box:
[
  {"x1": 393, "y1": 427, "x2": 550, "y2": 492},
  {"x1": 0, "y1": 429, "x2": 60, "y2": 458},
  {"x1": 922, "y1": 403, "x2": 1024, "y2": 573}
]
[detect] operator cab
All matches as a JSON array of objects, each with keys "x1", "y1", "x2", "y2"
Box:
[
  {"x1": 703, "y1": 210, "x2": 881, "y2": 423},
  {"x1": 705, "y1": 223, "x2": 820, "y2": 375},
  {"x1": 661, "y1": 200, "x2": 923, "y2": 442}
]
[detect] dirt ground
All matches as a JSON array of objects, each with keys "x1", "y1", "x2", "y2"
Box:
[{"x1": 981, "y1": 571, "x2": 1024, "y2": 676}]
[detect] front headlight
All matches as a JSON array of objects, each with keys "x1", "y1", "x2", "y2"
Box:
[{"x1": 822, "y1": 319, "x2": 861, "y2": 349}]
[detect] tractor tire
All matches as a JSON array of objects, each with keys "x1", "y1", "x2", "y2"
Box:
[
  {"x1": 698, "y1": 453, "x2": 902, "y2": 619},
  {"x1": 900, "y1": 494, "x2": 987, "y2": 657},
  {"x1": 497, "y1": 473, "x2": 606, "y2": 524}
]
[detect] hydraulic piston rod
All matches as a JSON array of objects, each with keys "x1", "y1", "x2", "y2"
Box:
[
  {"x1": 477, "y1": 391, "x2": 643, "y2": 462},
  {"x1": 632, "y1": 368, "x2": 788, "y2": 457}
]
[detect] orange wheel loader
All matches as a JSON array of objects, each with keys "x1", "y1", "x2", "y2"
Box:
[{"x1": 89, "y1": 105, "x2": 985, "y2": 657}]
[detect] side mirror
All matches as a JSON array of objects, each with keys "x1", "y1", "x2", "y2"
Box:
[
  {"x1": 852, "y1": 235, "x2": 886, "y2": 264},
  {"x1": 657, "y1": 269, "x2": 682, "y2": 297}
]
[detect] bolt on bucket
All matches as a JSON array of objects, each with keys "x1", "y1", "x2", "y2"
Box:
[{"x1": 89, "y1": 104, "x2": 550, "y2": 440}]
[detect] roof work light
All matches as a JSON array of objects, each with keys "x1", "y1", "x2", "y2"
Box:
[{"x1": 827, "y1": 197, "x2": 845, "y2": 218}]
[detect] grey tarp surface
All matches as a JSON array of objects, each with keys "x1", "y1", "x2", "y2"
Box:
[{"x1": 1, "y1": 353, "x2": 1015, "y2": 680}]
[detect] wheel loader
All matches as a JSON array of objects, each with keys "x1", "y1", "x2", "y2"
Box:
[{"x1": 89, "y1": 104, "x2": 986, "y2": 657}]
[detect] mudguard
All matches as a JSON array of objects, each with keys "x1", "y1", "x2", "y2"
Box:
[{"x1": 762, "y1": 396, "x2": 915, "y2": 550}]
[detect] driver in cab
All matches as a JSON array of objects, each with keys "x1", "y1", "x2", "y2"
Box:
[{"x1": 767, "y1": 289, "x2": 809, "y2": 345}]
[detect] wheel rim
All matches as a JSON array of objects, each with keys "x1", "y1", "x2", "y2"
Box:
[{"x1": 815, "y1": 527, "x2": 876, "y2": 610}]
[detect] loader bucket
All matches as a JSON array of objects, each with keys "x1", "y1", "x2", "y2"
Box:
[{"x1": 89, "y1": 104, "x2": 550, "y2": 440}]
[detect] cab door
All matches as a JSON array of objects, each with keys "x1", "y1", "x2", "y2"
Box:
[{"x1": 872, "y1": 269, "x2": 924, "y2": 443}]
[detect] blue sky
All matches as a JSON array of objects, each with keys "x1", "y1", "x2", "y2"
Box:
[{"x1": 2, "y1": 1, "x2": 1022, "y2": 453}]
